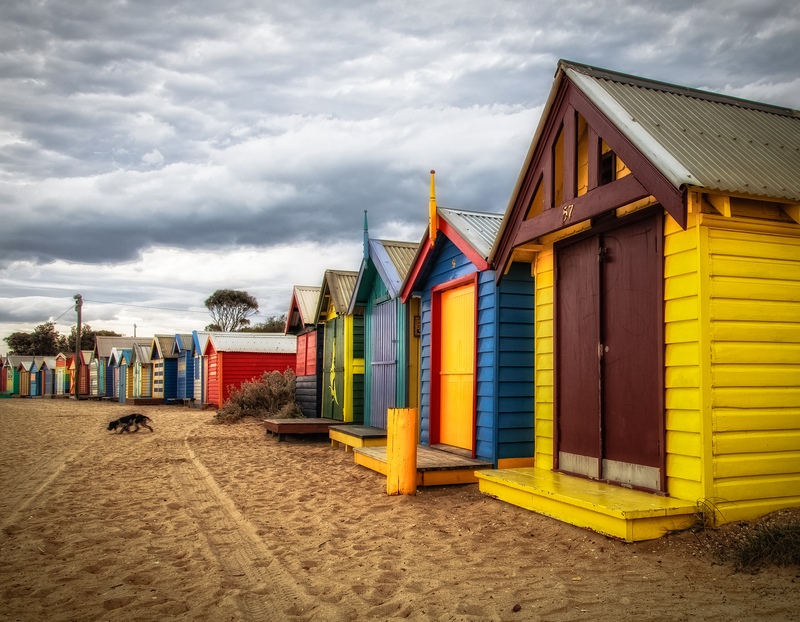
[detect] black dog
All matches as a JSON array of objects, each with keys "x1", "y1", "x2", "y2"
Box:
[{"x1": 107, "y1": 413, "x2": 153, "y2": 434}]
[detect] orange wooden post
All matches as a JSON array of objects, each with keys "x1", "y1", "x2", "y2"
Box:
[{"x1": 386, "y1": 408, "x2": 418, "y2": 495}]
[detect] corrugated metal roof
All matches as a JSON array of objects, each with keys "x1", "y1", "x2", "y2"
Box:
[
  {"x1": 207, "y1": 332, "x2": 297, "y2": 354},
  {"x1": 438, "y1": 207, "x2": 503, "y2": 260},
  {"x1": 379, "y1": 240, "x2": 419, "y2": 282},
  {"x1": 173, "y1": 334, "x2": 193, "y2": 354},
  {"x1": 563, "y1": 61, "x2": 800, "y2": 202},
  {"x1": 94, "y1": 336, "x2": 150, "y2": 358},
  {"x1": 325, "y1": 270, "x2": 358, "y2": 313},
  {"x1": 295, "y1": 286, "x2": 321, "y2": 324},
  {"x1": 152, "y1": 334, "x2": 178, "y2": 358},
  {"x1": 3, "y1": 355, "x2": 30, "y2": 367},
  {"x1": 131, "y1": 344, "x2": 151, "y2": 364}
]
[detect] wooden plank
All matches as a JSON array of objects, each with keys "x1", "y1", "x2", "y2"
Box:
[{"x1": 263, "y1": 418, "x2": 342, "y2": 442}]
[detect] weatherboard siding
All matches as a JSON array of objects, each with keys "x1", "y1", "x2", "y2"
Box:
[
  {"x1": 415, "y1": 237, "x2": 535, "y2": 465},
  {"x1": 705, "y1": 219, "x2": 800, "y2": 521},
  {"x1": 495, "y1": 263, "x2": 536, "y2": 460},
  {"x1": 663, "y1": 213, "x2": 705, "y2": 502},
  {"x1": 208, "y1": 351, "x2": 296, "y2": 408},
  {"x1": 533, "y1": 247, "x2": 555, "y2": 471}
]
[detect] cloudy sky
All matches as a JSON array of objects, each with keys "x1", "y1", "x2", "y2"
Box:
[{"x1": 2, "y1": 0, "x2": 799, "y2": 353}]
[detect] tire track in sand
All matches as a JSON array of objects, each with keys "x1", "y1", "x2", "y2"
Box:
[
  {"x1": 164, "y1": 427, "x2": 315, "y2": 622},
  {"x1": 0, "y1": 440, "x2": 91, "y2": 532}
]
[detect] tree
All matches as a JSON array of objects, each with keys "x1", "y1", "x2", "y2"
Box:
[
  {"x1": 3, "y1": 322, "x2": 68, "y2": 356},
  {"x1": 204, "y1": 289, "x2": 259, "y2": 332},
  {"x1": 67, "y1": 325, "x2": 121, "y2": 352},
  {"x1": 241, "y1": 314, "x2": 287, "y2": 333}
]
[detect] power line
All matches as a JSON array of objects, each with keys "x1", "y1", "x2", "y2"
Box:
[{"x1": 81, "y1": 298, "x2": 212, "y2": 315}]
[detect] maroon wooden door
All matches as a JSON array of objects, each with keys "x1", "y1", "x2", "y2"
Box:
[
  {"x1": 556, "y1": 234, "x2": 601, "y2": 478},
  {"x1": 556, "y1": 214, "x2": 663, "y2": 491}
]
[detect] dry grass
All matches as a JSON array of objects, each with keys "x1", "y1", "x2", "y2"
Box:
[{"x1": 214, "y1": 369, "x2": 302, "y2": 423}]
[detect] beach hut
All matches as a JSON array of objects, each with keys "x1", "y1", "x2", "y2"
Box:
[
  {"x1": 55, "y1": 353, "x2": 69, "y2": 397},
  {"x1": 313, "y1": 270, "x2": 364, "y2": 422},
  {"x1": 202, "y1": 333, "x2": 297, "y2": 408},
  {"x1": 173, "y1": 334, "x2": 195, "y2": 403},
  {"x1": 3, "y1": 355, "x2": 28, "y2": 396},
  {"x1": 117, "y1": 349, "x2": 134, "y2": 404},
  {"x1": 108, "y1": 348, "x2": 123, "y2": 400},
  {"x1": 192, "y1": 331, "x2": 212, "y2": 408},
  {"x1": 478, "y1": 59, "x2": 800, "y2": 541},
  {"x1": 38, "y1": 357, "x2": 57, "y2": 397},
  {"x1": 285, "y1": 285, "x2": 323, "y2": 418},
  {"x1": 129, "y1": 343, "x2": 154, "y2": 403},
  {"x1": 150, "y1": 334, "x2": 178, "y2": 403},
  {"x1": 398, "y1": 173, "x2": 536, "y2": 467},
  {"x1": 348, "y1": 213, "x2": 419, "y2": 430},
  {"x1": 68, "y1": 351, "x2": 92, "y2": 397},
  {"x1": 17, "y1": 360, "x2": 33, "y2": 397}
]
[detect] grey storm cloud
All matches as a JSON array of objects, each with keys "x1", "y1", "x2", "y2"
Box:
[{"x1": 1, "y1": 0, "x2": 799, "y2": 346}]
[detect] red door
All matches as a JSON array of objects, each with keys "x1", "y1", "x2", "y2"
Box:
[{"x1": 556, "y1": 214, "x2": 663, "y2": 491}]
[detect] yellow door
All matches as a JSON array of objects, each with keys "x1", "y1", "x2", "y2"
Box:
[{"x1": 439, "y1": 283, "x2": 475, "y2": 450}]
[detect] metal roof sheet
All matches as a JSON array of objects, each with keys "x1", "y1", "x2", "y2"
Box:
[
  {"x1": 294, "y1": 286, "x2": 321, "y2": 324},
  {"x1": 563, "y1": 61, "x2": 800, "y2": 202},
  {"x1": 438, "y1": 207, "x2": 503, "y2": 260},
  {"x1": 173, "y1": 334, "x2": 194, "y2": 354},
  {"x1": 94, "y1": 336, "x2": 150, "y2": 358},
  {"x1": 379, "y1": 240, "x2": 419, "y2": 282},
  {"x1": 3, "y1": 355, "x2": 30, "y2": 367},
  {"x1": 152, "y1": 334, "x2": 178, "y2": 358},
  {"x1": 323, "y1": 270, "x2": 358, "y2": 314},
  {"x1": 207, "y1": 332, "x2": 297, "y2": 354},
  {"x1": 131, "y1": 344, "x2": 151, "y2": 364}
]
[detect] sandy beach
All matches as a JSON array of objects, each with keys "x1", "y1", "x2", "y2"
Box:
[{"x1": 0, "y1": 398, "x2": 797, "y2": 621}]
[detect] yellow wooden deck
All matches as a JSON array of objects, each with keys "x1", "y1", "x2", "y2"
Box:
[
  {"x1": 329, "y1": 425, "x2": 387, "y2": 452},
  {"x1": 353, "y1": 445, "x2": 493, "y2": 486},
  {"x1": 476, "y1": 467, "x2": 699, "y2": 542}
]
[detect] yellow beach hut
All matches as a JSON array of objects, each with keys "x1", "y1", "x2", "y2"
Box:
[
  {"x1": 478, "y1": 60, "x2": 800, "y2": 541},
  {"x1": 313, "y1": 269, "x2": 364, "y2": 423}
]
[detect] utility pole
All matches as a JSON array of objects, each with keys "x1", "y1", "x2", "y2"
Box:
[{"x1": 73, "y1": 294, "x2": 82, "y2": 400}]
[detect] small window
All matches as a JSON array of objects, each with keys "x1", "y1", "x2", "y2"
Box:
[{"x1": 600, "y1": 150, "x2": 616, "y2": 185}]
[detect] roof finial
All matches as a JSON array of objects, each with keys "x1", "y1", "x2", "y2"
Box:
[
  {"x1": 429, "y1": 170, "x2": 438, "y2": 246},
  {"x1": 363, "y1": 209, "x2": 369, "y2": 260}
]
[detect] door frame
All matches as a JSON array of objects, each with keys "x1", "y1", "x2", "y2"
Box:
[
  {"x1": 429, "y1": 272, "x2": 479, "y2": 455},
  {"x1": 553, "y1": 208, "x2": 666, "y2": 492}
]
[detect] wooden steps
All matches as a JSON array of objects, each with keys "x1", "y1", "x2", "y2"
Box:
[
  {"x1": 476, "y1": 467, "x2": 698, "y2": 542},
  {"x1": 263, "y1": 417, "x2": 342, "y2": 442},
  {"x1": 353, "y1": 445, "x2": 493, "y2": 487},
  {"x1": 329, "y1": 425, "x2": 387, "y2": 452}
]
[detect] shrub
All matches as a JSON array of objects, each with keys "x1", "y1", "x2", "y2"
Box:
[{"x1": 214, "y1": 369, "x2": 303, "y2": 424}]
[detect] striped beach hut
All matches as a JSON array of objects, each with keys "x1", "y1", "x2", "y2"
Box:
[
  {"x1": 108, "y1": 348, "x2": 123, "y2": 400},
  {"x1": 130, "y1": 343, "x2": 153, "y2": 402},
  {"x1": 348, "y1": 214, "x2": 419, "y2": 430},
  {"x1": 69, "y1": 351, "x2": 93, "y2": 397},
  {"x1": 478, "y1": 60, "x2": 800, "y2": 541},
  {"x1": 400, "y1": 172, "x2": 535, "y2": 467},
  {"x1": 38, "y1": 357, "x2": 57, "y2": 397},
  {"x1": 202, "y1": 333, "x2": 297, "y2": 408},
  {"x1": 17, "y1": 360, "x2": 33, "y2": 397},
  {"x1": 285, "y1": 286, "x2": 323, "y2": 418},
  {"x1": 55, "y1": 353, "x2": 70, "y2": 396},
  {"x1": 314, "y1": 270, "x2": 364, "y2": 423}
]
